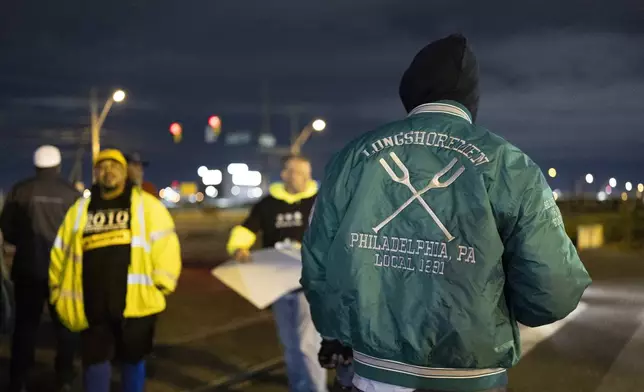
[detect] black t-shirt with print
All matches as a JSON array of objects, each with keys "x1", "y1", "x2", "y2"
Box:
[
  {"x1": 242, "y1": 194, "x2": 316, "y2": 248},
  {"x1": 82, "y1": 183, "x2": 132, "y2": 324}
]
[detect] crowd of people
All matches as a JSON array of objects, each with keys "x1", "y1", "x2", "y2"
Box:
[
  {"x1": 0, "y1": 33, "x2": 591, "y2": 392},
  {"x1": 1, "y1": 147, "x2": 180, "y2": 392}
]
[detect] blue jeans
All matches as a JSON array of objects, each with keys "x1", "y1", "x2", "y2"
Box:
[{"x1": 273, "y1": 291, "x2": 328, "y2": 392}]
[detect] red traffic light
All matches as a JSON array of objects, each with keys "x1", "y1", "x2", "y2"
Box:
[
  {"x1": 208, "y1": 115, "x2": 221, "y2": 129},
  {"x1": 169, "y1": 122, "x2": 182, "y2": 136}
]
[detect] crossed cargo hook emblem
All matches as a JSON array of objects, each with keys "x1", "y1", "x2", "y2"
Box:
[{"x1": 373, "y1": 152, "x2": 465, "y2": 242}]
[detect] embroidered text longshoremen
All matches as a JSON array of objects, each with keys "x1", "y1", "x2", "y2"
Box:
[{"x1": 361, "y1": 131, "x2": 490, "y2": 166}]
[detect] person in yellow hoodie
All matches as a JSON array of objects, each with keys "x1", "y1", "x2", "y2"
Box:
[
  {"x1": 49, "y1": 149, "x2": 181, "y2": 392},
  {"x1": 226, "y1": 155, "x2": 345, "y2": 392}
]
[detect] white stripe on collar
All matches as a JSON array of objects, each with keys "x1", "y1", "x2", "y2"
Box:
[{"x1": 408, "y1": 102, "x2": 472, "y2": 124}]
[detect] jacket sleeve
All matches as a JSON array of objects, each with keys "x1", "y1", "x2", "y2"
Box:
[
  {"x1": 148, "y1": 198, "x2": 182, "y2": 295},
  {"x1": 225, "y1": 201, "x2": 262, "y2": 255},
  {"x1": 49, "y1": 200, "x2": 79, "y2": 301},
  {"x1": 0, "y1": 187, "x2": 19, "y2": 245},
  {"x1": 301, "y1": 151, "x2": 353, "y2": 343},
  {"x1": 494, "y1": 149, "x2": 591, "y2": 327}
]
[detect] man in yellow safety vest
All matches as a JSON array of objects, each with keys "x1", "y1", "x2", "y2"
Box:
[{"x1": 49, "y1": 148, "x2": 182, "y2": 392}]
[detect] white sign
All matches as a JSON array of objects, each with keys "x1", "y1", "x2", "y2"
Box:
[{"x1": 211, "y1": 247, "x2": 302, "y2": 309}]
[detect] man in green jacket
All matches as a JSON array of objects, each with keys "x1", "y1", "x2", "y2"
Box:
[{"x1": 301, "y1": 33, "x2": 591, "y2": 392}]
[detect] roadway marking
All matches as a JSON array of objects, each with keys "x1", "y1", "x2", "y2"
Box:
[
  {"x1": 519, "y1": 301, "x2": 588, "y2": 356},
  {"x1": 180, "y1": 356, "x2": 284, "y2": 392},
  {"x1": 162, "y1": 312, "x2": 273, "y2": 345},
  {"x1": 593, "y1": 311, "x2": 644, "y2": 392}
]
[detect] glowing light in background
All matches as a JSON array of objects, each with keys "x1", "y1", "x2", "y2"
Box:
[
  {"x1": 161, "y1": 187, "x2": 180, "y2": 203},
  {"x1": 312, "y1": 119, "x2": 326, "y2": 132},
  {"x1": 232, "y1": 170, "x2": 262, "y2": 187},
  {"x1": 112, "y1": 90, "x2": 126, "y2": 102},
  {"x1": 227, "y1": 163, "x2": 248, "y2": 175},
  {"x1": 247, "y1": 187, "x2": 263, "y2": 198},
  {"x1": 548, "y1": 168, "x2": 557, "y2": 178},
  {"x1": 205, "y1": 186, "x2": 218, "y2": 198},
  {"x1": 202, "y1": 169, "x2": 222, "y2": 186}
]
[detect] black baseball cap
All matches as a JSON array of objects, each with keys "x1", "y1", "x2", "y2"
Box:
[{"x1": 125, "y1": 152, "x2": 149, "y2": 167}]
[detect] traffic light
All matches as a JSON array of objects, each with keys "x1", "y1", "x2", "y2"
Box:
[
  {"x1": 205, "y1": 115, "x2": 221, "y2": 144},
  {"x1": 208, "y1": 115, "x2": 221, "y2": 129},
  {"x1": 208, "y1": 115, "x2": 221, "y2": 133},
  {"x1": 169, "y1": 122, "x2": 182, "y2": 143}
]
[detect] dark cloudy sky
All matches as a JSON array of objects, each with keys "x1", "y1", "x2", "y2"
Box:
[{"x1": 1, "y1": 0, "x2": 643, "y2": 191}]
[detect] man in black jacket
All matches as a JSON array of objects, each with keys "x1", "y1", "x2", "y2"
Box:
[
  {"x1": 0, "y1": 145, "x2": 80, "y2": 392},
  {"x1": 225, "y1": 155, "x2": 343, "y2": 392}
]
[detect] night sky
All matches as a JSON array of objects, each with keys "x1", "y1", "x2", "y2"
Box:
[{"x1": 1, "y1": 1, "x2": 643, "y2": 192}]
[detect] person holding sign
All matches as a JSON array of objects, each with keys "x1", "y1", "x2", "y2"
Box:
[{"x1": 226, "y1": 155, "x2": 352, "y2": 392}]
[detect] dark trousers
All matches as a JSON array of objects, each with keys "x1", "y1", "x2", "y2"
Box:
[
  {"x1": 81, "y1": 315, "x2": 156, "y2": 366},
  {"x1": 9, "y1": 277, "x2": 77, "y2": 390}
]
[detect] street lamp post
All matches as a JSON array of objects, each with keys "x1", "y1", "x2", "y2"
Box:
[
  {"x1": 90, "y1": 89, "x2": 126, "y2": 165},
  {"x1": 290, "y1": 118, "x2": 326, "y2": 156}
]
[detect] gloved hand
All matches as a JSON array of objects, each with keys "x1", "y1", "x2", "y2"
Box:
[{"x1": 318, "y1": 339, "x2": 353, "y2": 369}]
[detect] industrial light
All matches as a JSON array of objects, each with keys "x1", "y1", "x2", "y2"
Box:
[
  {"x1": 205, "y1": 186, "x2": 218, "y2": 198},
  {"x1": 232, "y1": 170, "x2": 262, "y2": 187},
  {"x1": 312, "y1": 119, "x2": 326, "y2": 132},
  {"x1": 202, "y1": 169, "x2": 222, "y2": 186},
  {"x1": 247, "y1": 187, "x2": 263, "y2": 198},
  {"x1": 227, "y1": 163, "x2": 248, "y2": 175},
  {"x1": 112, "y1": 90, "x2": 126, "y2": 102}
]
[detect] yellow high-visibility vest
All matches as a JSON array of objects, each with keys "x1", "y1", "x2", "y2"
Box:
[{"x1": 49, "y1": 187, "x2": 182, "y2": 332}]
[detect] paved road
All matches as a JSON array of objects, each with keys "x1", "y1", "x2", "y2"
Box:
[
  {"x1": 1, "y1": 247, "x2": 643, "y2": 392},
  {"x1": 506, "y1": 249, "x2": 644, "y2": 392}
]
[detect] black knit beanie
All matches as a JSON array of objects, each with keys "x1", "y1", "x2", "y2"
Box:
[{"x1": 399, "y1": 33, "x2": 480, "y2": 121}]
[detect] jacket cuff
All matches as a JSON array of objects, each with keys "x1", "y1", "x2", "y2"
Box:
[
  {"x1": 226, "y1": 225, "x2": 257, "y2": 255},
  {"x1": 152, "y1": 269, "x2": 178, "y2": 293}
]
